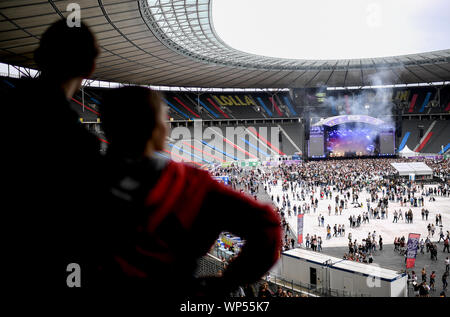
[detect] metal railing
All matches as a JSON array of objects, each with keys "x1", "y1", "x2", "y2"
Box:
[
  {"x1": 195, "y1": 253, "x2": 373, "y2": 297},
  {"x1": 194, "y1": 253, "x2": 226, "y2": 278},
  {"x1": 269, "y1": 273, "x2": 371, "y2": 297},
  {"x1": 194, "y1": 253, "x2": 305, "y2": 297}
]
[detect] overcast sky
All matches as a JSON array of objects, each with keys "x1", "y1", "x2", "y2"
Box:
[{"x1": 212, "y1": 0, "x2": 450, "y2": 60}]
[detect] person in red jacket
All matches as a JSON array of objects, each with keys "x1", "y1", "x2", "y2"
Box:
[{"x1": 96, "y1": 86, "x2": 282, "y2": 298}]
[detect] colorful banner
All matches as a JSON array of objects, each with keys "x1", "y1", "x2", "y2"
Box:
[
  {"x1": 240, "y1": 161, "x2": 261, "y2": 167},
  {"x1": 211, "y1": 94, "x2": 257, "y2": 107},
  {"x1": 297, "y1": 214, "x2": 304, "y2": 244},
  {"x1": 212, "y1": 176, "x2": 230, "y2": 185},
  {"x1": 263, "y1": 160, "x2": 302, "y2": 167},
  {"x1": 400, "y1": 155, "x2": 443, "y2": 160},
  {"x1": 406, "y1": 233, "x2": 421, "y2": 268}
]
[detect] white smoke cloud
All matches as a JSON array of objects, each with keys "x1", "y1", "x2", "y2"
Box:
[{"x1": 318, "y1": 71, "x2": 396, "y2": 125}]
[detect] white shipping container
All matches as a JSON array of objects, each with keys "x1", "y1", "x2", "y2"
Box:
[{"x1": 281, "y1": 249, "x2": 407, "y2": 297}]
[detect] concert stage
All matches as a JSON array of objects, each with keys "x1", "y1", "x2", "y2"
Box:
[{"x1": 308, "y1": 115, "x2": 396, "y2": 159}]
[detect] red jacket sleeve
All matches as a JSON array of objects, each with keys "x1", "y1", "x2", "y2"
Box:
[{"x1": 206, "y1": 177, "x2": 282, "y2": 288}]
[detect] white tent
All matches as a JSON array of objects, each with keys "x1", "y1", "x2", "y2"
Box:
[
  {"x1": 390, "y1": 162, "x2": 433, "y2": 179},
  {"x1": 398, "y1": 145, "x2": 418, "y2": 157}
]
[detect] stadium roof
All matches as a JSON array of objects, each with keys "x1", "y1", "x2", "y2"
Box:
[{"x1": 1, "y1": 0, "x2": 450, "y2": 88}]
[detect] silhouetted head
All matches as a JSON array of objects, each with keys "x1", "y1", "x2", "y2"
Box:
[
  {"x1": 100, "y1": 86, "x2": 168, "y2": 158},
  {"x1": 34, "y1": 19, "x2": 99, "y2": 80}
]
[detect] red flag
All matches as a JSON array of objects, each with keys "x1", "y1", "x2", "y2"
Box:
[{"x1": 406, "y1": 258, "x2": 416, "y2": 269}]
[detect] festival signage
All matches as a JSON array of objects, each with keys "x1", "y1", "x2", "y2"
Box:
[
  {"x1": 211, "y1": 94, "x2": 257, "y2": 107},
  {"x1": 212, "y1": 176, "x2": 230, "y2": 185},
  {"x1": 297, "y1": 214, "x2": 304, "y2": 244},
  {"x1": 406, "y1": 155, "x2": 443, "y2": 160},
  {"x1": 240, "y1": 161, "x2": 261, "y2": 167},
  {"x1": 406, "y1": 233, "x2": 421, "y2": 268},
  {"x1": 263, "y1": 160, "x2": 302, "y2": 167}
]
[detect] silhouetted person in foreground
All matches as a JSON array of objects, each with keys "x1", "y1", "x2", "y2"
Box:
[
  {"x1": 4, "y1": 19, "x2": 103, "y2": 290},
  {"x1": 97, "y1": 86, "x2": 281, "y2": 298}
]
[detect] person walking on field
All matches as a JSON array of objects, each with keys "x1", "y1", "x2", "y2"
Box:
[
  {"x1": 444, "y1": 238, "x2": 450, "y2": 253},
  {"x1": 393, "y1": 210, "x2": 398, "y2": 223},
  {"x1": 438, "y1": 228, "x2": 445, "y2": 243},
  {"x1": 442, "y1": 272, "x2": 448, "y2": 291},
  {"x1": 430, "y1": 271, "x2": 436, "y2": 292},
  {"x1": 326, "y1": 225, "x2": 331, "y2": 240}
]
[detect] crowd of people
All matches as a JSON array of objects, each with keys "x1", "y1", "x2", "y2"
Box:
[
  {"x1": 305, "y1": 234, "x2": 323, "y2": 252},
  {"x1": 343, "y1": 231, "x2": 381, "y2": 263},
  {"x1": 211, "y1": 157, "x2": 449, "y2": 256},
  {"x1": 208, "y1": 156, "x2": 450, "y2": 297},
  {"x1": 408, "y1": 266, "x2": 449, "y2": 297},
  {"x1": 267, "y1": 159, "x2": 446, "y2": 250}
]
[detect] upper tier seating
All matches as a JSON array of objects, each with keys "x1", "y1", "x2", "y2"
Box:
[{"x1": 2, "y1": 76, "x2": 449, "y2": 121}]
